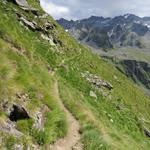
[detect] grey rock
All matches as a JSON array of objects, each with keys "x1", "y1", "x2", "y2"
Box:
[
  {"x1": 21, "y1": 7, "x2": 39, "y2": 15},
  {"x1": 2, "y1": 0, "x2": 7, "y2": 5},
  {"x1": 41, "y1": 34, "x2": 56, "y2": 46},
  {"x1": 39, "y1": 13, "x2": 49, "y2": 19},
  {"x1": 16, "y1": 92, "x2": 30, "y2": 102},
  {"x1": 144, "y1": 128, "x2": 150, "y2": 138},
  {"x1": 90, "y1": 91, "x2": 97, "y2": 99},
  {"x1": 0, "y1": 120, "x2": 23, "y2": 137},
  {"x1": 14, "y1": 144, "x2": 23, "y2": 150},
  {"x1": 33, "y1": 105, "x2": 50, "y2": 129},
  {"x1": 14, "y1": 0, "x2": 38, "y2": 15},
  {"x1": 44, "y1": 21, "x2": 54, "y2": 31},
  {"x1": 81, "y1": 72, "x2": 113, "y2": 90},
  {"x1": 19, "y1": 17, "x2": 37, "y2": 31},
  {"x1": 116, "y1": 104, "x2": 123, "y2": 110},
  {"x1": 15, "y1": 0, "x2": 29, "y2": 7},
  {"x1": 118, "y1": 59, "x2": 150, "y2": 89},
  {"x1": 34, "y1": 112, "x2": 43, "y2": 129},
  {"x1": 2, "y1": 101, "x2": 12, "y2": 116}
]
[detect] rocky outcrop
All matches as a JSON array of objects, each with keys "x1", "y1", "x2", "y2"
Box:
[
  {"x1": 81, "y1": 71, "x2": 113, "y2": 90},
  {"x1": 18, "y1": 15, "x2": 54, "y2": 32},
  {"x1": 15, "y1": 0, "x2": 29, "y2": 7},
  {"x1": 16, "y1": 93, "x2": 30, "y2": 102},
  {"x1": 41, "y1": 34, "x2": 56, "y2": 45},
  {"x1": 117, "y1": 60, "x2": 150, "y2": 89},
  {"x1": 19, "y1": 16, "x2": 37, "y2": 31},
  {"x1": 144, "y1": 128, "x2": 150, "y2": 138},
  {"x1": 0, "y1": 120, "x2": 23, "y2": 137},
  {"x1": 13, "y1": 0, "x2": 38, "y2": 15},
  {"x1": 15, "y1": 12, "x2": 62, "y2": 47},
  {"x1": 90, "y1": 91, "x2": 97, "y2": 99},
  {"x1": 33, "y1": 105, "x2": 50, "y2": 129},
  {"x1": 103, "y1": 56, "x2": 150, "y2": 90},
  {"x1": 81, "y1": 71, "x2": 113, "y2": 98}
]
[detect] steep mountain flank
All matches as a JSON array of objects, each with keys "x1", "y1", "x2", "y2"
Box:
[
  {"x1": 101, "y1": 47, "x2": 150, "y2": 92},
  {"x1": 118, "y1": 60, "x2": 150, "y2": 89},
  {"x1": 57, "y1": 15, "x2": 150, "y2": 93},
  {"x1": 0, "y1": 0, "x2": 150, "y2": 150}
]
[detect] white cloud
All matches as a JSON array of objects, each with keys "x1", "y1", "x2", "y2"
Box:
[
  {"x1": 40, "y1": 0, "x2": 150, "y2": 20},
  {"x1": 40, "y1": 0, "x2": 71, "y2": 19}
]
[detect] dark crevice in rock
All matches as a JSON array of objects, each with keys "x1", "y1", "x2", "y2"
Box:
[
  {"x1": 9, "y1": 105, "x2": 30, "y2": 122},
  {"x1": 144, "y1": 128, "x2": 150, "y2": 138}
]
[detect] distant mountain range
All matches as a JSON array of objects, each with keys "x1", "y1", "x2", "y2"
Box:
[
  {"x1": 57, "y1": 14, "x2": 150, "y2": 49},
  {"x1": 57, "y1": 14, "x2": 150, "y2": 93}
]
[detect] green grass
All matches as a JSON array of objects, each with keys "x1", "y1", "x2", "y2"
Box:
[
  {"x1": 0, "y1": 1, "x2": 150, "y2": 149},
  {"x1": 57, "y1": 78, "x2": 150, "y2": 149},
  {"x1": 0, "y1": 2, "x2": 67, "y2": 146}
]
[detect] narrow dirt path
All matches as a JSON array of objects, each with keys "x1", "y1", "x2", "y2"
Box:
[{"x1": 50, "y1": 81, "x2": 83, "y2": 150}]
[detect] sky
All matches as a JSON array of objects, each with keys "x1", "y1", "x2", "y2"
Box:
[{"x1": 40, "y1": 0, "x2": 150, "y2": 20}]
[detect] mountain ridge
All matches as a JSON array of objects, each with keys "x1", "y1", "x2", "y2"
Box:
[{"x1": 57, "y1": 14, "x2": 150, "y2": 49}]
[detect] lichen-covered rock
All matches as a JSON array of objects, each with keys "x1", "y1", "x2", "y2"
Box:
[
  {"x1": 16, "y1": 93, "x2": 30, "y2": 102},
  {"x1": 90, "y1": 91, "x2": 97, "y2": 99},
  {"x1": 14, "y1": 144, "x2": 23, "y2": 150},
  {"x1": 41, "y1": 34, "x2": 56, "y2": 46},
  {"x1": 33, "y1": 105, "x2": 51, "y2": 129},
  {"x1": 19, "y1": 17, "x2": 37, "y2": 31},
  {"x1": 12, "y1": 0, "x2": 38, "y2": 16},
  {"x1": 0, "y1": 120, "x2": 23, "y2": 137},
  {"x1": 81, "y1": 72, "x2": 113, "y2": 90},
  {"x1": 44, "y1": 21, "x2": 55, "y2": 31},
  {"x1": 144, "y1": 128, "x2": 150, "y2": 138},
  {"x1": 15, "y1": 0, "x2": 29, "y2": 7}
]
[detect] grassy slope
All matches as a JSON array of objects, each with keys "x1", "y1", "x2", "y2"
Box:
[
  {"x1": 0, "y1": 0, "x2": 150, "y2": 149},
  {"x1": 0, "y1": 1, "x2": 67, "y2": 148}
]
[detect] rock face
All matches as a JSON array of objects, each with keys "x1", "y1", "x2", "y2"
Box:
[
  {"x1": 90, "y1": 91, "x2": 97, "y2": 99},
  {"x1": 19, "y1": 16, "x2": 37, "y2": 31},
  {"x1": 0, "y1": 120, "x2": 23, "y2": 137},
  {"x1": 33, "y1": 105, "x2": 50, "y2": 129},
  {"x1": 117, "y1": 60, "x2": 150, "y2": 89},
  {"x1": 81, "y1": 71, "x2": 113, "y2": 98},
  {"x1": 14, "y1": 0, "x2": 38, "y2": 14}
]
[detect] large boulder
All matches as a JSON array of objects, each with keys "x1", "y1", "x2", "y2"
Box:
[
  {"x1": 14, "y1": 0, "x2": 38, "y2": 15},
  {"x1": 15, "y1": 0, "x2": 29, "y2": 7},
  {"x1": 19, "y1": 16, "x2": 37, "y2": 31}
]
